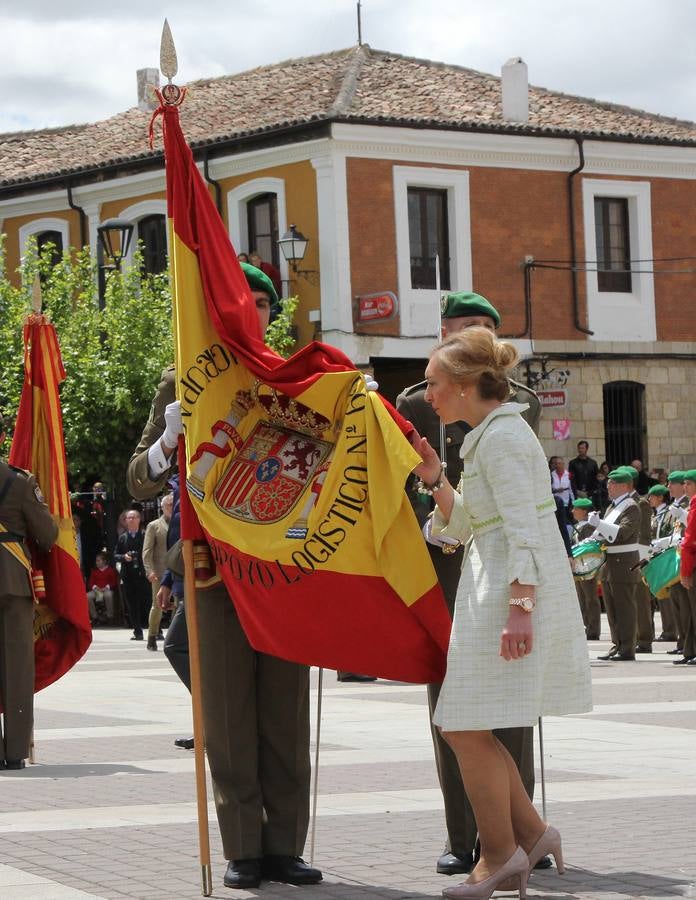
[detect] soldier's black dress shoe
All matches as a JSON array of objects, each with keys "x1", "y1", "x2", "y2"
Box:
[
  {"x1": 337, "y1": 673, "x2": 377, "y2": 682},
  {"x1": 673, "y1": 657, "x2": 693, "y2": 666},
  {"x1": 1, "y1": 760, "x2": 26, "y2": 770},
  {"x1": 436, "y1": 850, "x2": 474, "y2": 875},
  {"x1": 130, "y1": 630, "x2": 143, "y2": 641},
  {"x1": 657, "y1": 633, "x2": 677, "y2": 642},
  {"x1": 597, "y1": 650, "x2": 618, "y2": 660},
  {"x1": 534, "y1": 854, "x2": 553, "y2": 869},
  {"x1": 223, "y1": 859, "x2": 261, "y2": 889},
  {"x1": 146, "y1": 637, "x2": 158, "y2": 651},
  {"x1": 635, "y1": 646, "x2": 652, "y2": 653},
  {"x1": 174, "y1": 737, "x2": 194, "y2": 749},
  {"x1": 261, "y1": 855, "x2": 322, "y2": 884},
  {"x1": 613, "y1": 653, "x2": 636, "y2": 661}
]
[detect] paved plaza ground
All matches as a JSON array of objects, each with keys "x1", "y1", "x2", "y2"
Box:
[{"x1": 1, "y1": 619, "x2": 695, "y2": 900}]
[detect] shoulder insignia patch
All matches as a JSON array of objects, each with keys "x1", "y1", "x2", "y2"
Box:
[{"x1": 34, "y1": 484, "x2": 45, "y2": 503}]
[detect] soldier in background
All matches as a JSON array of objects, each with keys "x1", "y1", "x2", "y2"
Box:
[
  {"x1": 571, "y1": 498, "x2": 601, "y2": 640},
  {"x1": 397, "y1": 291, "x2": 544, "y2": 877},
  {"x1": 0, "y1": 413, "x2": 58, "y2": 770}
]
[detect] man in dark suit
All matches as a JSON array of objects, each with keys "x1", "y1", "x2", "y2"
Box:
[
  {"x1": 396, "y1": 291, "x2": 542, "y2": 876},
  {"x1": 114, "y1": 508, "x2": 150, "y2": 641},
  {"x1": 0, "y1": 413, "x2": 58, "y2": 769},
  {"x1": 592, "y1": 468, "x2": 642, "y2": 661}
]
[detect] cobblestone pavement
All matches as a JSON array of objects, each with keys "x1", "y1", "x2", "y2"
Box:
[{"x1": 1, "y1": 620, "x2": 695, "y2": 900}]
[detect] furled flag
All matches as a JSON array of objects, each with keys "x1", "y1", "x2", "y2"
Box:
[
  {"x1": 156, "y1": 98, "x2": 450, "y2": 683},
  {"x1": 9, "y1": 314, "x2": 91, "y2": 692}
]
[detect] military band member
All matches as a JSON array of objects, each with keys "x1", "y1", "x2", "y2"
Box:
[
  {"x1": 620, "y1": 465, "x2": 655, "y2": 654},
  {"x1": 593, "y1": 469, "x2": 641, "y2": 661},
  {"x1": 571, "y1": 498, "x2": 601, "y2": 640},
  {"x1": 0, "y1": 413, "x2": 58, "y2": 770},
  {"x1": 646, "y1": 484, "x2": 677, "y2": 642},
  {"x1": 667, "y1": 472, "x2": 690, "y2": 660},
  {"x1": 676, "y1": 469, "x2": 696, "y2": 666},
  {"x1": 396, "y1": 291, "x2": 544, "y2": 876},
  {"x1": 126, "y1": 264, "x2": 321, "y2": 890}
]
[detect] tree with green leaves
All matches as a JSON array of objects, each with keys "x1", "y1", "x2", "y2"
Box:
[{"x1": 0, "y1": 238, "x2": 299, "y2": 505}]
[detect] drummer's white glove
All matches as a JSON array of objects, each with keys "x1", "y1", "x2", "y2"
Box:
[
  {"x1": 669, "y1": 503, "x2": 688, "y2": 525},
  {"x1": 587, "y1": 510, "x2": 600, "y2": 528},
  {"x1": 162, "y1": 400, "x2": 183, "y2": 450},
  {"x1": 362, "y1": 373, "x2": 379, "y2": 392},
  {"x1": 593, "y1": 519, "x2": 620, "y2": 543},
  {"x1": 650, "y1": 536, "x2": 672, "y2": 556}
]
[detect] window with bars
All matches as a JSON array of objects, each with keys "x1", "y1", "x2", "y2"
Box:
[
  {"x1": 603, "y1": 381, "x2": 646, "y2": 467},
  {"x1": 594, "y1": 197, "x2": 632, "y2": 292},
  {"x1": 247, "y1": 193, "x2": 279, "y2": 267},
  {"x1": 407, "y1": 187, "x2": 451, "y2": 290},
  {"x1": 138, "y1": 214, "x2": 168, "y2": 275}
]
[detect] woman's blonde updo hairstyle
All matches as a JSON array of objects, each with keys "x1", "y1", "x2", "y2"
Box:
[{"x1": 432, "y1": 326, "x2": 519, "y2": 402}]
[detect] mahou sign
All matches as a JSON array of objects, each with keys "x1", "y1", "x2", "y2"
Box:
[
  {"x1": 537, "y1": 389, "x2": 567, "y2": 408},
  {"x1": 357, "y1": 292, "x2": 397, "y2": 323}
]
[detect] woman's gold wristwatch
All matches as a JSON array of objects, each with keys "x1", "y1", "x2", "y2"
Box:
[{"x1": 509, "y1": 598, "x2": 535, "y2": 612}]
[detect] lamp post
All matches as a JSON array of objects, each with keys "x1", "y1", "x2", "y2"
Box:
[
  {"x1": 278, "y1": 224, "x2": 319, "y2": 285},
  {"x1": 97, "y1": 219, "x2": 134, "y2": 309}
]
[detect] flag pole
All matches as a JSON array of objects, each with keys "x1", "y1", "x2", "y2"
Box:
[
  {"x1": 182, "y1": 534, "x2": 213, "y2": 897},
  {"x1": 159, "y1": 22, "x2": 211, "y2": 896},
  {"x1": 309, "y1": 666, "x2": 324, "y2": 865},
  {"x1": 434, "y1": 255, "x2": 446, "y2": 465}
]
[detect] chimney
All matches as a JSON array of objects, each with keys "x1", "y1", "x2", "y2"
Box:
[
  {"x1": 137, "y1": 68, "x2": 160, "y2": 111},
  {"x1": 501, "y1": 57, "x2": 528, "y2": 124}
]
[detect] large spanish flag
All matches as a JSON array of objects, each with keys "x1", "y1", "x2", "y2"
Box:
[
  {"x1": 9, "y1": 314, "x2": 91, "y2": 692},
  {"x1": 159, "y1": 100, "x2": 449, "y2": 683}
]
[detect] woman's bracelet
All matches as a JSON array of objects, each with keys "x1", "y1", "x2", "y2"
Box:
[{"x1": 417, "y1": 462, "x2": 448, "y2": 496}]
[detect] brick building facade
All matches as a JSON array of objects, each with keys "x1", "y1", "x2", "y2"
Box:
[{"x1": 1, "y1": 46, "x2": 695, "y2": 471}]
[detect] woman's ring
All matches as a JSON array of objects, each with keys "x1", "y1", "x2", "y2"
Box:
[{"x1": 517, "y1": 641, "x2": 526, "y2": 652}]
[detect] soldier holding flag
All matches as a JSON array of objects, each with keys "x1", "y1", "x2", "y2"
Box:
[{"x1": 0, "y1": 412, "x2": 58, "y2": 770}]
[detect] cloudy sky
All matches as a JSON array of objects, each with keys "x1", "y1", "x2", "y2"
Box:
[{"x1": 2, "y1": 0, "x2": 696, "y2": 133}]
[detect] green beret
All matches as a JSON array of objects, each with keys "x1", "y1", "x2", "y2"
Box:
[
  {"x1": 668, "y1": 471, "x2": 686, "y2": 484},
  {"x1": 608, "y1": 468, "x2": 634, "y2": 484},
  {"x1": 572, "y1": 498, "x2": 594, "y2": 509},
  {"x1": 440, "y1": 292, "x2": 500, "y2": 327},
  {"x1": 683, "y1": 469, "x2": 696, "y2": 483},
  {"x1": 648, "y1": 485, "x2": 669, "y2": 497},
  {"x1": 240, "y1": 262, "x2": 278, "y2": 305},
  {"x1": 620, "y1": 465, "x2": 639, "y2": 480}
]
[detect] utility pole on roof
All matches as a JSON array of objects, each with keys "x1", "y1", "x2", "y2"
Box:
[{"x1": 357, "y1": 0, "x2": 363, "y2": 45}]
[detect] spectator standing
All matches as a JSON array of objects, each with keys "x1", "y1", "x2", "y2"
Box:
[
  {"x1": 86, "y1": 552, "x2": 118, "y2": 624},
  {"x1": 249, "y1": 250, "x2": 282, "y2": 301},
  {"x1": 568, "y1": 441, "x2": 599, "y2": 498},
  {"x1": 550, "y1": 457, "x2": 574, "y2": 523},
  {"x1": 630, "y1": 459, "x2": 654, "y2": 495},
  {"x1": 142, "y1": 493, "x2": 173, "y2": 651},
  {"x1": 593, "y1": 461, "x2": 610, "y2": 511},
  {"x1": 114, "y1": 508, "x2": 150, "y2": 641}
]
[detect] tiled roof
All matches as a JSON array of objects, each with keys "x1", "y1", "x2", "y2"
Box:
[{"x1": 3, "y1": 45, "x2": 696, "y2": 191}]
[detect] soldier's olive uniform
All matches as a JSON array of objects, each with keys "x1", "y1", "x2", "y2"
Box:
[
  {"x1": 651, "y1": 503, "x2": 677, "y2": 641},
  {"x1": 127, "y1": 368, "x2": 310, "y2": 861},
  {"x1": 670, "y1": 494, "x2": 691, "y2": 654},
  {"x1": 0, "y1": 461, "x2": 58, "y2": 764},
  {"x1": 634, "y1": 492, "x2": 655, "y2": 651},
  {"x1": 600, "y1": 498, "x2": 641, "y2": 658},
  {"x1": 396, "y1": 378, "x2": 539, "y2": 859},
  {"x1": 573, "y1": 520, "x2": 601, "y2": 640}
]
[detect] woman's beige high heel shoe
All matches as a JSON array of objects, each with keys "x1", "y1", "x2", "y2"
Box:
[
  {"x1": 442, "y1": 846, "x2": 529, "y2": 899},
  {"x1": 527, "y1": 824, "x2": 565, "y2": 875}
]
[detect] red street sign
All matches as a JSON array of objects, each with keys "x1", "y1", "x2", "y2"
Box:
[
  {"x1": 537, "y1": 389, "x2": 567, "y2": 408},
  {"x1": 357, "y1": 292, "x2": 397, "y2": 322}
]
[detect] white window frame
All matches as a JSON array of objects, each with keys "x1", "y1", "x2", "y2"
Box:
[
  {"x1": 393, "y1": 166, "x2": 472, "y2": 337},
  {"x1": 18, "y1": 217, "x2": 70, "y2": 260},
  {"x1": 115, "y1": 200, "x2": 168, "y2": 268},
  {"x1": 226, "y1": 177, "x2": 289, "y2": 286},
  {"x1": 582, "y1": 178, "x2": 656, "y2": 341}
]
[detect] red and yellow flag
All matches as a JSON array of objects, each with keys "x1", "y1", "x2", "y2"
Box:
[
  {"x1": 160, "y1": 101, "x2": 449, "y2": 683},
  {"x1": 9, "y1": 314, "x2": 91, "y2": 692}
]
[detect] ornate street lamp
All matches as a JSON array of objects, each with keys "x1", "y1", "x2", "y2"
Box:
[
  {"x1": 278, "y1": 224, "x2": 318, "y2": 284},
  {"x1": 97, "y1": 219, "x2": 134, "y2": 271}
]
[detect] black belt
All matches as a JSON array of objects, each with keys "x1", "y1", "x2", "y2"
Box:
[{"x1": 0, "y1": 532, "x2": 23, "y2": 543}]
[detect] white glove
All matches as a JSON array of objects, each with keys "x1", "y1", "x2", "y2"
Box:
[
  {"x1": 162, "y1": 400, "x2": 183, "y2": 449},
  {"x1": 362, "y1": 373, "x2": 379, "y2": 392},
  {"x1": 594, "y1": 519, "x2": 620, "y2": 543},
  {"x1": 669, "y1": 503, "x2": 688, "y2": 525},
  {"x1": 587, "y1": 510, "x2": 600, "y2": 528},
  {"x1": 650, "y1": 536, "x2": 672, "y2": 556}
]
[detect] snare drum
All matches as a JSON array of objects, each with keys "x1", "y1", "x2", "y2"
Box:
[
  {"x1": 571, "y1": 539, "x2": 605, "y2": 581},
  {"x1": 642, "y1": 546, "x2": 680, "y2": 600}
]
